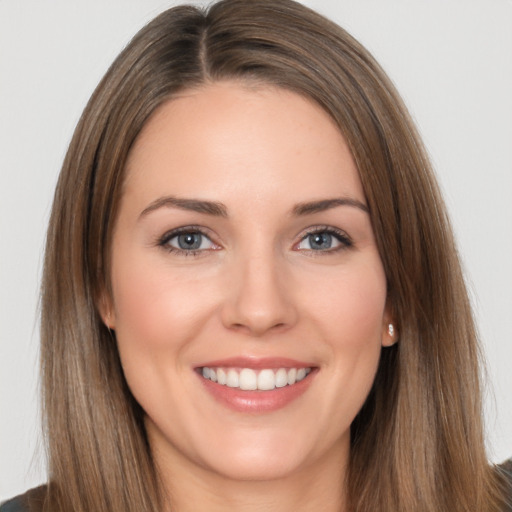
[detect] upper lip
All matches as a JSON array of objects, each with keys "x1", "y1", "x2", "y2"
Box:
[{"x1": 195, "y1": 356, "x2": 315, "y2": 370}]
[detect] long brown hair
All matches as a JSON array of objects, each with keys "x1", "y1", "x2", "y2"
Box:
[{"x1": 41, "y1": 1, "x2": 507, "y2": 510}]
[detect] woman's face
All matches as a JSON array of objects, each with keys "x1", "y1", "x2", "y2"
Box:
[{"x1": 106, "y1": 82, "x2": 393, "y2": 483}]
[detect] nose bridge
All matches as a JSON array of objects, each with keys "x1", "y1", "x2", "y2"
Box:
[{"x1": 221, "y1": 241, "x2": 296, "y2": 336}]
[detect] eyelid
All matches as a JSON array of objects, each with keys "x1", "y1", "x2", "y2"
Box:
[
  {"x1": 157, "y1": 225, "x2": 221, "y2": 255},
  {"x1": 293, "y1": 225, "x2": 353, "y2": 252}
]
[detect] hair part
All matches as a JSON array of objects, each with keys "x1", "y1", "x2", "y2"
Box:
[{"x1": 41, "y1": 1, "x2": 508, "y2": 510}]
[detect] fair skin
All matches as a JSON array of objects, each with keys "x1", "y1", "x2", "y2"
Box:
[{"x1": 104, "y1": 82, "x2": 395, "y2": 512}]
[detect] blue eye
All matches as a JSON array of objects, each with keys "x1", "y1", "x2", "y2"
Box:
[
  {"x1": 160, "y1": 229, "x2": 217, "y2": 254},
  {"x1": 173, "y1": 233, "x2": 204, "y2": 250},
  {"x1": 306, "y1": 232, "x2": 334, "y2": 250},
  {"x1": 296, "y1": 228, "x2": 351, "y2": 252}
]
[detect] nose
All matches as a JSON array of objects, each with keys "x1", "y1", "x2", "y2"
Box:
[{"x1": 220, "y1": 250, "x2": 298, "y2": 337}]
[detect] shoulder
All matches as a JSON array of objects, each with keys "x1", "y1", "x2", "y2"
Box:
[
  {"x1": 0, "y1": 486, "x2": 47, "y2": 512},
  {"x1": 499, "y1": 459, "x2": 512, "y2": 512}
]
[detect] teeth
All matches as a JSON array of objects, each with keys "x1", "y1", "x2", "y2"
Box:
[
  {"x1": 239, "y1": 368, "x2": 257, "y2": 390},
  {"x1": 226, "y1": 369, "x2": 239, "y2": 388},
  {"x1": 217, "y1": 368, "x2": 227, "y2": 385},
  {"x1": 200, "y1": 366, "x2": 312, "y2": 391},
  {"x1": 296, "y1": 368, "x2": 306, "y2": 381},
  {"x1": 257, "y1": 369, "x2": 275, "y2": 391},
  {"x1": 275, "y1": 368, "x2": 288, "y2": 388}
]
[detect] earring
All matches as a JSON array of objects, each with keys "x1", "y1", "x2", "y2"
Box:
[{"x1": 388, "y1": 323, "x2": 394, "y2": 337}]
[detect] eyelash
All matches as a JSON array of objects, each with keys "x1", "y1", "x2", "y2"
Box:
[
  {"x1": 157, "y1": 225, "x2": 353, "y2": 256},
  {"x1": 296, "y1": 226, "x2": 353, "y2": 254},
  {"x1": 157, "y1": 226, "x2": 217, "y2": 257}
]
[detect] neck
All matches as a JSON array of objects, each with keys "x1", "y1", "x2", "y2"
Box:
[{"x1": 153, "y1": 440, "x2": 349, "y2": 512}]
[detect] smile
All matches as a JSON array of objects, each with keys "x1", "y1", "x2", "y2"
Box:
[
  {"x1": 196, "y1": 359, "x2": 317, "y2": 412},
  {"x1": 200, "y1": 366, "x2": 312, "y2": 391}
]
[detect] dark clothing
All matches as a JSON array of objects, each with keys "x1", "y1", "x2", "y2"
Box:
[
  {"x1": 2, "y1": 460, "x2": 512, "y2": 511},
  {"x1": 501, "y1": 458, "x2": 512, "y2": 511},
  {"x1": 0, "y1": 486, "x2": 46, "y2": 512}
]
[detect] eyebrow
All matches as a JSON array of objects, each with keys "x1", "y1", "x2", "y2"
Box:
[
  {"x1": 292, "y1": 198, "x2": 369, "y2": 216},
  {"x1": 139, "y1": 196, "x2": 228, "y2": 219},
  {"x1": 139, "y1": 195, "x2": 369, "y2": 220}
]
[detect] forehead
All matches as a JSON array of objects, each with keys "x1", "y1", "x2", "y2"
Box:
[{"x1": 123, "y1": 81, "x2": 365, "y2": 210}]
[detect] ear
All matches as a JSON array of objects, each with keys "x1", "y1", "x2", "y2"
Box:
[
  {"x1": 381, "y1": 306, "x2": 397, "y2": 347},
  {"x1": 97, "y1": 291, "x2": 116, "y2": 330}
]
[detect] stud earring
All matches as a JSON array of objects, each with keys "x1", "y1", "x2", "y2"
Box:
[{"x1": 388, "y1": 323, "x2": 395, "y2": 337}]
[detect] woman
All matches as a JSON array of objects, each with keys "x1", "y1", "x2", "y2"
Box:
[{"x1": 2, "y1": 0, "x2": 511, "y2": 510}]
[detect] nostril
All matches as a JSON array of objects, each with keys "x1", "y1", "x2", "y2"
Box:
[
  {"x1": 220, "y1": 265, "x2": 299, "y2": 335},
  {"x1": 228, "y1": 320, "x2": 289, "y2": 336}
]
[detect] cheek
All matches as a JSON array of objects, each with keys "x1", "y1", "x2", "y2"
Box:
[
  {"x1": 111, "y1": 257, "x2": 215, "y2": 350},
  {"x1": 306, "y1": 260, "x2": 387, "y2": 345},
  {"x1": 304, "y1": 261, "x2": 387, "y2": 411},
  {"x1": 108, "y1": 255, "x2": 225, "y2": 416},
  {"x1": 109, "y1": 256, "x2": 216, "y2": 417}
]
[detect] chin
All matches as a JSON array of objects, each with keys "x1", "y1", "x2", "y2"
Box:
[
  {"x1": 205, "y1": 448, "x2": 311, "y2": 482},
  {"x1": 191, "y1": 422, "x2": 348, "y2": 483}
]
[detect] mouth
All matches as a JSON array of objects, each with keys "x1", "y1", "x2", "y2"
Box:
[{"x1": 195, "y1": 358, "x2": 317, "y2": 413}]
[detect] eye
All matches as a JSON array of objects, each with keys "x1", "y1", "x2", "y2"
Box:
[
  {"x1": 296, "y1": 228, "x2": 352, "y2": 252},
  {"x1": 159, "y1": 228, "x2": 218, "y2": 255},
  {"x1": 171, "y1": 232, "x2": 210, "y2": 251}
]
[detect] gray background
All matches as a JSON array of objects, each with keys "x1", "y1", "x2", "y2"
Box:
[{"x1": 1, "y1": 0, "x2": 511, "y2": 501}]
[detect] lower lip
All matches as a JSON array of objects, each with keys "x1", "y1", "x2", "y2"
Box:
[{"x1": 197, "y1": 370, "x2": 316, "y2": 413}]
